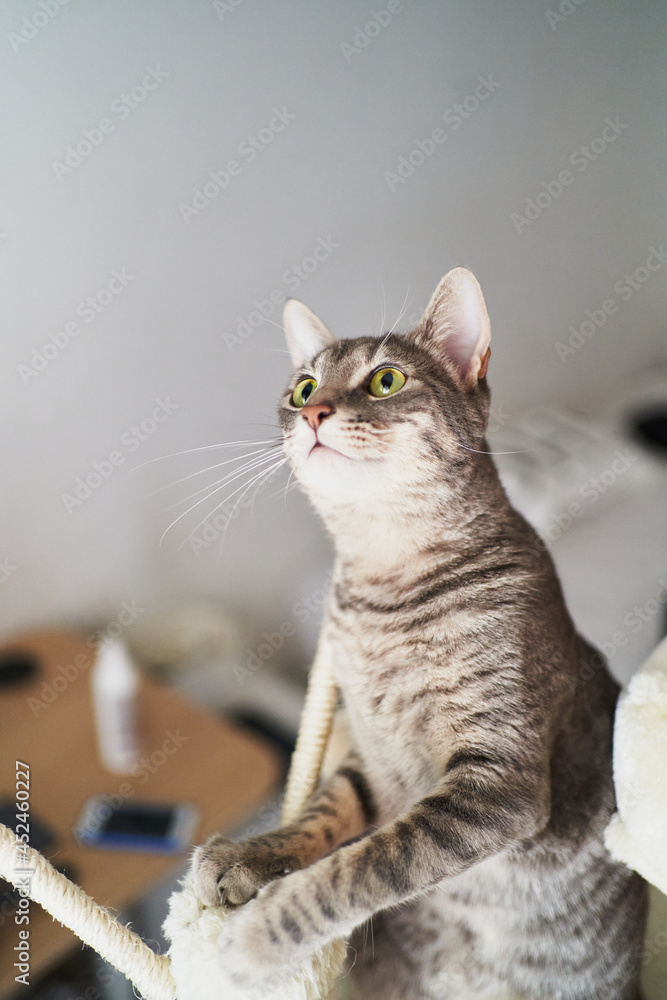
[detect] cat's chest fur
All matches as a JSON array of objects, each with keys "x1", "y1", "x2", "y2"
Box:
[{"x1": 324, "y1": 580, "x2": 482, "y2": 817}]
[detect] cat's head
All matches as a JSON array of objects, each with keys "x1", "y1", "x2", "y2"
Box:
[{"x1": 278, "y1": 267, "x2": 492, "y2": 516}]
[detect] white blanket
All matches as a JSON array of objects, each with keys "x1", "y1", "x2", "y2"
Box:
[{"x1": 605, "y1": 634, "x2": 667, "y2": 997}]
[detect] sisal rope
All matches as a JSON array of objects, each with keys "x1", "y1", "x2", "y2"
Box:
[
  {"x1": 0, "y1": 823, "x2": 176, "y2": 1000},
  {"x1": 0, "y1": 653, "x2": 340, "y2": 999},
  {"x1": 282, "y1": 652, "x2": 339, "y2": 824}
]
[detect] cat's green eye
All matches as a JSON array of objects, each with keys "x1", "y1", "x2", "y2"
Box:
[
  {"x1": 292, "y1": 378, "x2": 318, "y2": 407},
  {"x1": 368, "y1": 367, "x2": 406, "y2": 398}
]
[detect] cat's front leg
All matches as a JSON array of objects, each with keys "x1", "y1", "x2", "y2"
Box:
[
  {"x1": 191, "y1": 751, "x2": 375, "y2": 907},
  {"x1": 211, "y1": 754, "x2": 550, "y2": 991}
]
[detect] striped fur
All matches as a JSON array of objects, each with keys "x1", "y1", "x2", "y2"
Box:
[{"x1": 192, "y1": 269, "x2": 647, "y2": 999}]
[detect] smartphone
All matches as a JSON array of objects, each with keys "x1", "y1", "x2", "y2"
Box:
[{"x1": 74, "y1": 798, "x2": 199, "y2": 853}]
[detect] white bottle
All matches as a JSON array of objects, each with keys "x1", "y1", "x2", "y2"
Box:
[{"x1": 91, "y1": 636, "x2": 140, "y2": 774}]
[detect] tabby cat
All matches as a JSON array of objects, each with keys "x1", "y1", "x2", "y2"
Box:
[{"x1": 192, "y1": 267, "x2": 647, "y2": 999}]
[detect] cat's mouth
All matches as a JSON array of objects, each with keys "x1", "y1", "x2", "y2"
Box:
[
  {"x1": 308, "y1": 440, "x2": 350, "y2": 460},
  {"x1": 307, "y1": 439, "x2": 383, "y2": 464}
]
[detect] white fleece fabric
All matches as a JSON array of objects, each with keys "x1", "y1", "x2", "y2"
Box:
[
  {"x1": 605, "y1": 635, "x2": 667, "y2": 893},
  {"x1": 605, "y1": 634, "x2": 667, "y2": 998},
  {"x1": 163, "y1": 873, "x2": 346, "y2": 1000}
]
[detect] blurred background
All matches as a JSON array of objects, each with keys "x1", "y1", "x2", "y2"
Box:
[{"x1": 1, "y1": 1, "x2": 666, "y2": 996}]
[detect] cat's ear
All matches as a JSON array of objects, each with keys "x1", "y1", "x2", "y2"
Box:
[
  {"x1": 415, "y1": 267, "x2": 491, "y2": 387},
  {"x1": 283, "y1": 299, "x2": 335, "y2": 369}
]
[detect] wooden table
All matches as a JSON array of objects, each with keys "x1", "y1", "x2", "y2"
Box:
[{"x1": 0, "y1": 629, "x2": 281, "y2": 997}]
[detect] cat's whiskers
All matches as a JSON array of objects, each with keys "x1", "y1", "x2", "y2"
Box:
[
  {"x1": 375, "y1": 283, "x2": 413, "y2": 353},
  {"x1": 159, "y1": 450, "x2": 283, "y2": 543},
  {"x1": 176, "y1": 454, "x2": 287, "y2": 552},
  {"x1": 388, "y1": 282, "x2": 412, "y2": 335},
  {"x1": 248, "y1": 450, "x2": 287, "y2": 521},
  {"x1": 282, "y1": 466, "x2": 296, "y2": 508},
  {"x1": 343, "y1": 943, "x2": 358, "y2": 978},
  {"x1": 147, "y1": 445, "x2": 283, "y2": 498},
  {"x1": 131, "y1": 437, "x2": 279, "y2": 470},
  {"x1": 260, "y1": 475, "x2": 298, "y2": 507},
  {"x1": 214, "y1": 457, "x2": 288, "y2": 554},
  {"x1": 169, "y1": 455, "x2": 286, "y2": 551},
  {"x1": 163, "y1": 448, "x2": 284, "y2": 510},
  {"x1": 260, "y1": 316, "x2": 294, "y2": 334},
  {"x1": 377, "y1": 279, "x2": 387, "y2": 338},
  {"x1": 454, "y1": 442, "x2": 528, "y2": 457}
]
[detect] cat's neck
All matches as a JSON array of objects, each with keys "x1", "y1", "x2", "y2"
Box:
[{"x1": 321, "y1": 457, "x2": 518, "y2": 582}]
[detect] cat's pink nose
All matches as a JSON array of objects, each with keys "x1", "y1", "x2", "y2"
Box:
[{"x1": 301, "y1": 404, "x2": 334, "y2": 430}]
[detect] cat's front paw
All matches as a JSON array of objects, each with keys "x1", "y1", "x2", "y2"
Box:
[{"x1": 191, "y1": 833, "x2": 296, "y2": 908}]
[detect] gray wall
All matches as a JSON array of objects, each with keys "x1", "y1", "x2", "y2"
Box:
[{"x1": 2, "y1": 0, "x2": 665, "y2": 650}]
